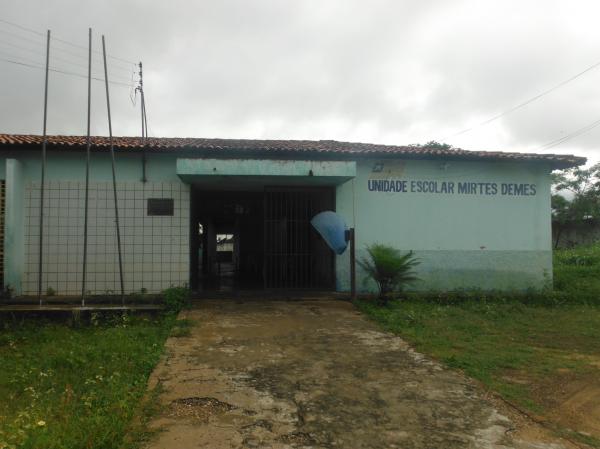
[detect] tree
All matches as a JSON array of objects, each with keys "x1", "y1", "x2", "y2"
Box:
[
  {"x1": 551, "y1": 194, "x2": 572, "y2": 249},
  {"x1": 357, "y1": 244, "x2": 420, "y2": 304},
  {"x1": 409, "y1": 141, "x2": 454, "y2": 150},
  {"x1": 552, "y1": 163, "x2": 600, "y2": 248},
  {"x1": 423, "y1": 140, "x2": 453, "y2": 150}
]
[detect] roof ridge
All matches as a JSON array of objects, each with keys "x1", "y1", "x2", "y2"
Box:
[{"x1": 0, "y1": 133, "x2": 586, "y2": 169}]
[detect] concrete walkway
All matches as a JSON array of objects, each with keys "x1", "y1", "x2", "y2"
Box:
[{"x1": 144, "y1": 300, "x2": 567, "y2": 449}]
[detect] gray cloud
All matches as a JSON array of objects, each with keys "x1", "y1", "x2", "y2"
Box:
[{"x1": 1, "y1": 0, "x2": 599, "y2": 163}]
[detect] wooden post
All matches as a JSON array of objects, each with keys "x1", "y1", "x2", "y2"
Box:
[{"x1": 347, "y1": 228, "x2": 356, "y2": 300}]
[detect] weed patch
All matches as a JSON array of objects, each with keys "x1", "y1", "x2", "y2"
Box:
[
  {"x1": 170, "y1": 319, "x2": 194, "y2": 338},
  {"x1": 0, "y1": 314, "x2": 175, "y2": 449}
]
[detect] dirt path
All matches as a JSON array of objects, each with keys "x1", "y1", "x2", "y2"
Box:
[{"x1": 143, "y1": 300, "x2": 572, "y2": 449}]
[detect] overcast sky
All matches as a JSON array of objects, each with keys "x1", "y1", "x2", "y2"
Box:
[{"x1": 1, "y1": 0, "x2": 599, "y2": 164}]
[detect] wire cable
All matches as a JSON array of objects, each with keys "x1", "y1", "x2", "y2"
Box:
[
  {"x1": 0, "y1": 18, "x2": 137, "y2": 67},
  {"x1": 537, "y1": 117, "x2": 600, "y2": 151},
  {"x1": 443, "y1": 59, "x2": 600, "y2": 140},
  {"x1": 0, "y1": 56, "x2": 132, "y2": 88},
  {"x1": 0, "y1": 39, "x2": 134, "y2": 83},
  {"x1": 0, "y1": 27, "x2": 136, "y2": 75}
]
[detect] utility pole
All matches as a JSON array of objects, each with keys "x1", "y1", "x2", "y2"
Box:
[
  {"x1": 38, "y1": 30, "x2": 50, "y2": 306},
  {"x1": 81, "y1": 28, "x2": 92, "y2": 306},
  {"x1": 136, "y1": 62, "x2": 147, "y2": 182},
  {"x1": 102, "y1": 35, "x2": 126, "y2": 303}
]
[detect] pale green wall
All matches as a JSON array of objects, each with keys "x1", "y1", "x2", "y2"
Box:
[
  {"x1": 9, "y1": 151, "x2": 181, "y2": 182},
  {"x1": 335, "y1": 159, "x2": 553, "y2": 291},
  {"x1": 1, "y1": 151, "x2": 185, "y2": 295},
  {"x1": 0, "y1": 151, "x2": 554, "y2": 293}
]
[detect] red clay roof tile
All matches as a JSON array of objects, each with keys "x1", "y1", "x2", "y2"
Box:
[{"x1": 0, "y1": 134, "x2": 586, "y2": 169}]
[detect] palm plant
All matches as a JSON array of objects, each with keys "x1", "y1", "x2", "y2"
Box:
[{"x1": 358, "y1": 244, "x2": 420, "y2": 303}]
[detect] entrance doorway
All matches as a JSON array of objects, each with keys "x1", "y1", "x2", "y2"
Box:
[{"x1": 190, "y1": 186, "x2": 335, "y2": 292}]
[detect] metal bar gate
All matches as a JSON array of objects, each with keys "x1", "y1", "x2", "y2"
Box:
[{"x1": 263, "y1": 187, "x2": 333, "y2": 289}]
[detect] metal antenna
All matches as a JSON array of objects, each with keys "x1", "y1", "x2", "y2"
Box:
[
  {"x1": 137, "y1": 61, "x2": 148, "y2": 182},
  {"x1": 101, "y1": 35, "x2": 125, "y2": 303},
  {"x1": 138, "y1": 62, "x2": 145, "y2": 137},
  {"x1": 81, "y1": 28, "x2": 92, "y2": 306},
  {"x1": 142, "y1": 89, "x2": 148, "y2": 176},
  {"x1": 37, "y1": 30, "x2": 50, "y2": 306}
]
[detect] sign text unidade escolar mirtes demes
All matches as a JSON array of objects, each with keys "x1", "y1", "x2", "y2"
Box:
[{"x1": 367, "y1": 180, "x2": 536, "y2": 196}]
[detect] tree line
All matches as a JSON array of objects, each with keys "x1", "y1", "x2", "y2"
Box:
[{"x1": 552, "y1": 163, "x2": 600, "y2": 248}]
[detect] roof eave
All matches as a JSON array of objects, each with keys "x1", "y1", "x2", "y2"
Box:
[{"x1": 0, "y1": 138, "x2": 587, "y2": 170}]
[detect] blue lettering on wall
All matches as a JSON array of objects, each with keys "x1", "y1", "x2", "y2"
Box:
[{"x1": 368, "y1": 179, "x2": 536, "y2": 196}]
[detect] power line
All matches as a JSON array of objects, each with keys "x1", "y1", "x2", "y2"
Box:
[
  {"x1": 0, "y1": 27, "x2": 135, "y2": 75},
  {"x1": 537, "y1": 117, "x2": 600, "y2": 151},
  {"x1": 0, "y1": 39, "x2": 134, "y2": 83},
  {"x1": 0, "y1": 48, "x2": 134, "y2": 85},
  {"x1": 0, "y1": 28, "x2": 90, "y2": 62},
  {"x1": 0, "y1": 18, "x2": 137, "y2": 67},
  {"x1": 0, "y1": 28, "x2": 48, "y2": 48},
  {"x1": 0, "y1": 56, "x2": 132, "y2": 88},
  {"x1": 0, "y1": 17, "x2": 46, "y2": 36},
  {"x1": 444, "y1": 59, "x2": 600, "y2": 140},
  {"x1": 0, "y1": 48, "x2": 46, "y2": 66}
]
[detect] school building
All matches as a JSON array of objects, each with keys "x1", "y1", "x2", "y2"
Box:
[{"x1": 0, "y1": 134, "x2": 585, "y2": 296}]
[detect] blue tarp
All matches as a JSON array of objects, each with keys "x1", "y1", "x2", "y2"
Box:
[{"x1": 310, "y1": 211, "x2": 348, "y2": 255}]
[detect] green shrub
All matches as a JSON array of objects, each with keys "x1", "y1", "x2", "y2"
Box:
[
  {"x1": 357, "y1": 244, "x2": 420, "y2": 303},
  {"x1": 356, "y1": 241, "x2": 600, "y2": 307},
  {"x1": 161, "y1": 286, "x2": 191, "y2": 312},
  {"x1": 552, "y1": 242, "x2": 600, "y2": 304}
]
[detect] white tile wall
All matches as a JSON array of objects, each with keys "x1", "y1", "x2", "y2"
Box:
[{"x1": 23, "y1": 181, "x2": 190, "y2": 295}]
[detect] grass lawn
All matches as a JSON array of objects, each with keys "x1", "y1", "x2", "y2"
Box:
[
  {"x1": 356, "y1": 242, "x2": 600, "y2": 447},
  {"x1": 0, "y1": 313, "x2": 176, "y2": 449},
  {"x1": 357, "y1": 301, "x2": 600, "y2": 445}
]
